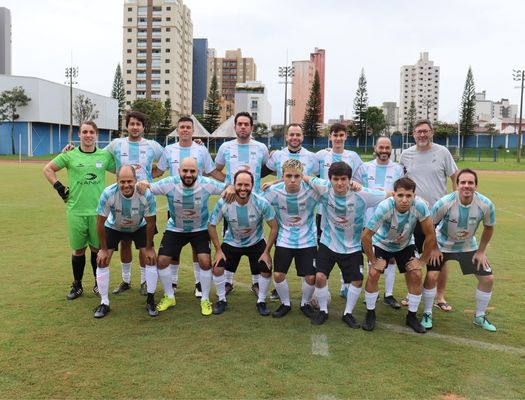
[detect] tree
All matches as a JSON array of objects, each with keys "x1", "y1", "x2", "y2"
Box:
[
  {"x1": 406, "y1": 99, "x2": 417, "y2": 134},
  {"x1": 203, "y1": 74, "x2": 221, "y2": 133},
  {"x1": 163, "y1": 98, "x2": 172, "y2": 129},
  {"x1": 459, "y1": 66, "x2": 476, "y2": 136},
  {"x1": 0, "y1": 86, "x2": 31, "y2": 154},
  {"x1": 302, "y1": 70, "x2": 322, "y2": 137},
  {"x1": 365, "y1": 106, "x2": 387, "y2": 136},
  {"x1": 131, "y1": 98, "x2": 165, "y2": 134},
  {"x1": 73, "y1": 94, "x2": 99, "y2": 126},
  {"x1": 485, "y1": 122, "x2": 499, "y2": 135},
  {"x1": 252, "y1": 122, "x2": 270, "y2": 138},
  {"x1": 111, "y1": 64, "x2": 126, "y2": 134},
  {"x1": 353, "y1": 68, "x2": 368, "y2": 139},
  {"x1": 434, "y1": 121, "x2": 457, "y2": 137}
]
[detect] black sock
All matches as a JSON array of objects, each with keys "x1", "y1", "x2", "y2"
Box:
[
  {"x1": 71, "y1": 255, "x2": 86, "y2": 284},
  {"x1": 147, "y1": 293, "x2": 155, "y2": 304},
  {"x1": 91, "y1": 252, "x2": 98, "y2": 280}
]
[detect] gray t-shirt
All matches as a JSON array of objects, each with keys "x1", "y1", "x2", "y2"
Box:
[{"x1": 399, "y1": 143, "x2": 458, "y2": 206}]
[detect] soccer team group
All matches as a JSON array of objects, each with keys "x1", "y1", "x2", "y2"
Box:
[{"x1": 43, "y1": 111, "x2": 497, "y2": 334}]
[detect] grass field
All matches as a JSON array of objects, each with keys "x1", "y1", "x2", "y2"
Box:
[{"x1": 1, "y1": 163, "x2": 524, "y2": 399}]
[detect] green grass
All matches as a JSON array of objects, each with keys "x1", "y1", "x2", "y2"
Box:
[{"x1": 1, "y1": 165, "x2": 524, "y2": 399}]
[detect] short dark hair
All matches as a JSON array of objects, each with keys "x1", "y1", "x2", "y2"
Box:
[
  {"x1": 328, "y1": 161, "x2": 352, "y2": 179},
  {"x1": 394, "y1": 177, "x2": 416, "y2": 192},
  {"x1": 234, "y1": 112, "x2": 253, "y2": 126},
  {"x1": 414, "y1": 119, "x2": 433, "y2": 131},
  {"x1": 80, "y1": 120, "x2": 99, "y2": 133},
  {"x1": 330, "y1": 123, "x2": 347, "y2": 135},
  {"x1": 287, "y1": 123, "x2": 302, "y2": 133},
  {"x1": 456, "y1": 168, "x2": 478, "y2": 185},
  {"x1": 177, "y1": 116, "x2": 193, "y2": 126},
  {"x1": 125, "y1": 111, "x2": 146, "y2": 128},
  {"x1": 233, "y1": 169, "x2": 254, "y2": 186}
]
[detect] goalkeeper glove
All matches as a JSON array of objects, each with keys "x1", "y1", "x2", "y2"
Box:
[{"x1": 53, "y1": 181, "x2": 69, "y2": 203}]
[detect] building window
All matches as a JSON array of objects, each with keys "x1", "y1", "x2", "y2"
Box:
[
  {"x1": 165, "y1": 69, "x2": 170, "y2": 73},
  {"x1": 127, "y1": 49, "x2": 132, "y2": 53},
  {"x1": 166, "y1": 6, "x2": 171, "y2": 10},
  {"x1": 166, "y1": 38, "x2": 170, "y2": 42},
  {"x1": 165, "y1": 59, "x2": 170, "y2": 63},
  {"x1": 126, "y1": 80, "x2": 131, "y2": 84},
  {"x1": 165, "y1": 90, "x2": 170, "y2": 95},
  {"x1": 166, "y1": 17, "x2": 171, "y2": 21},
  {"x1": 126, "y1": 91, "x2": 131, "y2": 95},
  {"x1": 126, "y1": 59, "x2": 131, "y2": 64},
  {"x1": 127, "y1": 17, "x2": 132, "y2": 22},
  {"x1": 127, "y1": 7, "x2": 132, "y2": 11},
  {"x1": 165, "y1": 80, "x2": 170, "y2": 84},
  {"x1": 251, "y1": 112, "x2": 258, "y2": 122},
  {"x1": 126, "y1": 101, "x2": 131, "y2": 106},
  {"x1": 127, "y1": 28, "x2": 132, "y2": 32},
  {"x1": 166, "y1": 27, "x2": 171, "y2": 32},
  {"x1": 166, "y1": 49, "x2": 170, "y2": 53},
  {"x1": 127, "y1": 38, "x2": 132, "y2": 43},
  {"x1": 251, "y1": 100, "x2": 258, "y2": 109},
  {"x1": 127, "y1": 70, "x2": 131, "y2": 74}
]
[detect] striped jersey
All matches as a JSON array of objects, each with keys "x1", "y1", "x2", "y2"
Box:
[
  {"x1": 97, "y1": 184, "x2": 156, "y2": 232},
  {"x1": 105, "y1": 137, "x2": 163, "y2": 182},
  {"x1": 263, "y1": 181, "x2": 320, "y2": 248},
  {"x1": 157, "y1": 142, "x2": 215, "y2": 176},
  {"x1": 310, "y1": 177, "x2": 386, "y2": 253},
  {"x1": 150, "y1": 175, "x2": 225, "y2": 233},
  {"x1": 315, "y1": 149, "x2": 363, "y2": 180},
  {"x1": 266, "y1": 147, "x2": 319, "y2": 179},
  {"x1": 366, "y1": 197, "x2": 430, "y2": 252},
  {"x1": 215, "y1": 139, "x2": 269, "y2": 193},
  {"x1": 209, "y1": 193, "x2": 275, "y2": 248},
  {"x1": 432, "y1": 191, "x2": 495, "y2": 253}
]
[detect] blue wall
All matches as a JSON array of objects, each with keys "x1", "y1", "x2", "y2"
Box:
[{"x1": 192, "y1": 38, "x2": 208, "y2": 115}]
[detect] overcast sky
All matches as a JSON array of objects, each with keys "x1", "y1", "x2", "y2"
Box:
[{"x1": 3, "y1": 0, "x2": 525, "y2": 124}]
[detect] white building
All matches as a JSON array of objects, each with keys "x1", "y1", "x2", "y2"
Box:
[
  {"x1": 234, "y1": 81, "x2": 272, "y2": 127},
  {"x1": 382, "y1": 101, "x2": 399, "y2": 132},
  {"x1": 475, "y1": 91, "x2": 518, "y2": 122}
]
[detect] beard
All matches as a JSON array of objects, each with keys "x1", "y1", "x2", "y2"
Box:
[{"x1": 181, "y1": 175, "x2": 197, "y2": 187}]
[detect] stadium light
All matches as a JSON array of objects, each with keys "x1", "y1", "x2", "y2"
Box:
[
  {"x1": 513, "y1": 69, "x2": 523, "y2": 163},
  {"x1": 65, "y1": 66, "x2": 78, "y2": 143}
]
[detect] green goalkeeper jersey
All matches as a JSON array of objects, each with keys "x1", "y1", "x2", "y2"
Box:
[{"x1": 52, "y1": 147, "x2": 115, "y2": 216}]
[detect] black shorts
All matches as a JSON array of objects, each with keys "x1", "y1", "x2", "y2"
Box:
[
  {"x1": 426, "y1": 251, "x2": 493, "y2": 276},
  {"x1": 316, "y1": 214, "x2": 322, "y2": 244},
  {"x1": 217, "y1": 240, "x2": 270, "y2": 274},
  {"x1": 316, "y1": 243, "x2": 364, "y2": 282},
  {"x1": 106, "y1": 226, "x2": 147, "y2": 250},
  {"x1": 158, "y1": 230, "x2": 210, "y2": 259},
  {"x1": 274, "y1": 246, "x2": 317, "y2": 277},
  {"x1": 374, "y1": 245, "x2": 418, "y2": 274}
]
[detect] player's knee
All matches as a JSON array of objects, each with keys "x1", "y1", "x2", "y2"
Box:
[
  {"x1": 157, "y1": 256, "x2": 171, "y2": 269},
  {"x1": 424, "y1": 271, "x2": 439, "y2": 287},
  {"x1": 315, "y1": 272, "x2": 327, "y2": 287},
  {"x1": 367, "y1": 268, "x2": 380, "y2": 281},
  {"x1": 305, "y1": 275, "x2": 315, "y2": 285},
  {"x1": 274, "y1": 272, "x2": 286, "y2": 283}
]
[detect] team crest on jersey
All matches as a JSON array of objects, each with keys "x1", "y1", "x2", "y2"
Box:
[
  {"x1": 468, "y1": 217, "x2": 478, "y2": 225},
  {"x1": 456, "y1": 230, "x2": 470, "y2": 240},
  {"x1": 288, "y1": 216, "x2": 302, "y2": 225},
  {"x1": 96, "y1": 161, "x2": 102, "y2": 168}
]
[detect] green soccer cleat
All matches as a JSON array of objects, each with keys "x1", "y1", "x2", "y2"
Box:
[
  {"x1": 473, "y1": 314, "x2": 496, "y2": 332},
  {"x1": 421, "y1": 312, "x2": 433, "y2": 330},
  {"x1": 156, "y1": 295, "x2": 176, "y2": 312},
  {"x1": 200, "y1": 299, "x2": 213, "y2": 316}
]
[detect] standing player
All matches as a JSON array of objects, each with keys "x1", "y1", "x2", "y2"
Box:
[
  {"x1": 43, "y1": 121, "x2": 115, "y2": 299},
  {"x1": 353, "y1": 136, "x2": 404, "y2": 309},
  {"x1": 94, "y1": 165, "x2": 157, "y2": 318},
  {"x1": 209, "y1": 170, "x2": 278, "y2": 316},
  {"x1": 361, "y1": 177, "x2": 435, "y2": 333},
  {"x1": 420, "y1": 169, "x2": 496, "y2": 331}
]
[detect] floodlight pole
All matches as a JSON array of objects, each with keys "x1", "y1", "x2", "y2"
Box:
[
  {"x1": 65, "y1": 66, "x2": 78, "y2": 143},
  {"x1": 515, "y1": 70, "x2": 524, "y2": 163},
  {"x1": 278, "y1": 65, "x2": 294, "y2": 136}
]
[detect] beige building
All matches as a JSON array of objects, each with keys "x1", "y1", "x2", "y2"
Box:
[{"x1": 122, "y1": 0, "x2": 193, "y2": 122}]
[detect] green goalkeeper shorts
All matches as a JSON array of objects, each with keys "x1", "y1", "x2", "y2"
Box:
[{"x1": 67, "y1": 213, "x2": 99, "y2": 250}]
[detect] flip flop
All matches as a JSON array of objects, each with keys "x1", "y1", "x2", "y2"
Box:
[
  {"x1": 434, "y1": 301, "x2": 452, "y2": 312},
  {"x1": 400, "y1": 297, "x2": 409, "y2": 307}
]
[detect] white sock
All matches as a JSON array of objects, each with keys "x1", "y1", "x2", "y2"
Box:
[
  {"x1": 257, "y1": 275, "x2": 271, "y2": 303},
  {"x1": 475, "y1": 288, "x2": 492, "y2": 317},
  {"x1": 96, "y1": 267, "x2": 110, "y2": 305},
  {"x1": 340, "y1": 271, "x2": 345, "y2": 290},
  {"x1": 344, "y1": 284, "x2": 362, "y2": 315},
  {"x1": 274, "y1": 280, "x2": 290, "y2": 306},
  {"x1": 192, "y1": 262, "x2": 200, "y2": 284},
  {"x1": 422, "y1": 287, "x2": 437, "y2": 314},
  {"x1": 213, "y1": 273, "x2": 226, "y2": 301},
  {"x1": 145, "y1": 265, "x2": 157, "y2": 294},
  {"x1": 121, "y1": 262, "x2": 131, "y2": 284},
  {"x1": 301, "y1": 278, "x2": 315, "y2": 306},
  {"x1": 384, "y1": 263, "x2": 396, "y2": 297},
  {"x1": 158, "y1": 268, "x2": 174, "y2": 298},
  {"x1": 224, "y1": 270, "x2": 234, "y2": 284},
  {"x1": 140, "y1": 266, "x2": 146, "y2": 284},
  {"x1": 365, "y1": 290, "x2": 379, "y2": 310},
  {"x1": 407, "y1": 292, "x2": 422, "y2": 313},
  {"x1": 199, "y1": 268, "x2": 212, "y2": 301},
  {"x1": 170, "y1": 263, "x2": 179, "y2": 285},
  {"x1": 314, "y1": 285, "x2": 329, "y2": 312},
  {"x1": 252, "y1": 274, "x2": 260, "y2": 285}
]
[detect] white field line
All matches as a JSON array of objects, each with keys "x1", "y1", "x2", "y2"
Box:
[
  {"x1": 311, "y1": 334, "x2": 330, "y2": 356},
  {"x1": 317, "y1": 396, "x2": 337, "y2": 400},
  {"x1": 498, "y1": 208, "x2": 525, "y2": 219}
]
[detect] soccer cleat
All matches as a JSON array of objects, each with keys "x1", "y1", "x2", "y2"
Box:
[
  {"x1": 406, "y1": 312, "x2": 426, "y2": 334},
  {"x1": 140, "y1": 282, "x2": 147, "y2": 296},
  {"x1": 256, "y1": 301, "x2": 270, "y2": 316},
  {"x1": 362, "y1": 309, "x2": 376, "y2": 331},
  {"x1": 251, "y1": 283, "x2": 260, "y2": 297},
  {"x1": 94, "y1": 304, "x2": 110, "y2": 318},
  {"x1": 272, "y1": 304, "x2": 291, "y2": 318},
  {"x1": 146, "y1": 302, "x2": 159, "y2": 317},
  {"x1": 339, "y1": 286, "x2": 348, "y2": 299},
  {"x1": 194, "y1": 282, "x2": 202, "y2": 298},
  {"x1": 67, "y1": 282, "x2": 83, "y2": 300},
  {"x1": 112, "y1": 281, "x2": 131, "y2": 294},
  {"x1": 342, "y1": 313, "x2": 361, "y2": 329},
  {"x1": 473, "y1": 314, "x2": 497, "y2": 332},
  {"x1": 300, "y1": 304, "x2": 316, "y2": 319},
  {"x1": 213, "y1": 300, "x2": 227, "y2": 315},
  {"x1": 311, "y1": 311, "x2": 328, "y2": 325},
  {"x1": 92, "y1": 284, "x2": 100, "y2": 297},
  {"x1": 156, "y1": 295, "x2": 176, "y2": 312},
  {"x1": 224, "y1": 282, "x2": 234, "y2": 295},
  {"x1": 269, "y1": 288, "x2": 280, "y2": 301},
  {"x1": 421, "y1": 312, "x2": 433, "y2": 330},
  {"x1": 200, "y1": 299, "x2": 213, "y2": 316},
  {"x1": 383, "y1": 295, "x2": 401, "y2": 309}
]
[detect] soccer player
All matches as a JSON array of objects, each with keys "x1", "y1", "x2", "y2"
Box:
[
  {"x1": 420, "y1": 169, "x2": 496, "y2": 331},
  {"x1": 209, "y1": 170, "x2": 278, "y2": 316},
  {"x1": 304, "y1": 162, "x2": 386, "y2": 326},
  {"x1": 43, "y1": 121, "x2": 115, "y2": 299},
  {"x1": 137, "y1": 157, "x2": 226, "y2": 316},
  {"x1": 94, "y1": 165, "x2": 157, "y2": 318},
  {"x1": 263, "y1": 159, "x2": 320, "y2": 319},
  {"x1": 353, "y1": 136, "x2": 404, "y2": 309},
  {"x1": 361, "y1": 177, "x2": 435, "y2": 334}
]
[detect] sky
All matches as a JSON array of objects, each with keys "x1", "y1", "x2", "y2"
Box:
[{"x1": 3, "y1": 0, "x2": 525, "y2": 124}]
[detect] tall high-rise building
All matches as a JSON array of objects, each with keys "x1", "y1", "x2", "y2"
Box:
[
  {"x1": 122, "y1": 0, "x2": 193, "y2": 121},
  {"x1": 399, "y1": 52, "x2": 440, "y2": 130},
  {"x1": 192, "y1": 38, "x2": 208, "y2": 115},
  {"x1": 0, "y1": 7, "x2": 12, "y2": 75}
]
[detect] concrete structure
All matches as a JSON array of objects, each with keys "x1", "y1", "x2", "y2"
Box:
[
  {"x1": 192, "y1": 38, "x2": 208, "y2": 115},
  {"x1": 475, "y1": 91, "x2": 493, "y2": 121},
  {"x1": 234, "y1": 81, "x2": 272, "y2": 127},
  {"x1": 0, "y1": 75, "x2": 117, "y2": 155},
  {"x1": 382, "y1": 101, "x2": 400, "y2": 133},
  {"x1": 0, "y1": 7, "x2": 11, "y2": 75},
  {"x1": 399, "y1": 52, "x2": 440, "y2": 130},
  {"x1": 475, "y1": 91, "x2": 518, "y2": 122},
  {"x1": 122, "y1": 0, "x2": 193, "y2": 120}
]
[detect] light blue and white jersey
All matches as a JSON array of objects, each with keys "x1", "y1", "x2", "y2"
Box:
[
  {"x1": 315, "y1": 149, "x2": 363, "y2": 180},
  {"x1": 367, "y1": 197, "x2": 430, "y2": 252},
  {"x1": 432, "y1": 191, "x2": 495, "y2": 253},
  {"x1": 97, "y1": 183, "x2": 156, "y2": 233},
  {"x1": 309, "y1": 177, "x2": 386, "y2": 253},
  {"x1": 215, "y1": 139, "x2": 269, "y2": 193},
  {"x1": 157, "y1": 142, "x2": 215, "y2": 177},
  {"x1": 209, "y1": 193, "x2": 275, "y2": 248},
  {"x1": 105, "y1": 137, "x2": 164, "y2": 182},
  {"x1": 266, "y1": 147, "x2": 319, "y2": 179},
  {"x1": 150, "y1": 175, "x2": 225, "y2": 233},
  {"x1": 263, "y1": 181, "x2": 320, "y2": 248}
]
